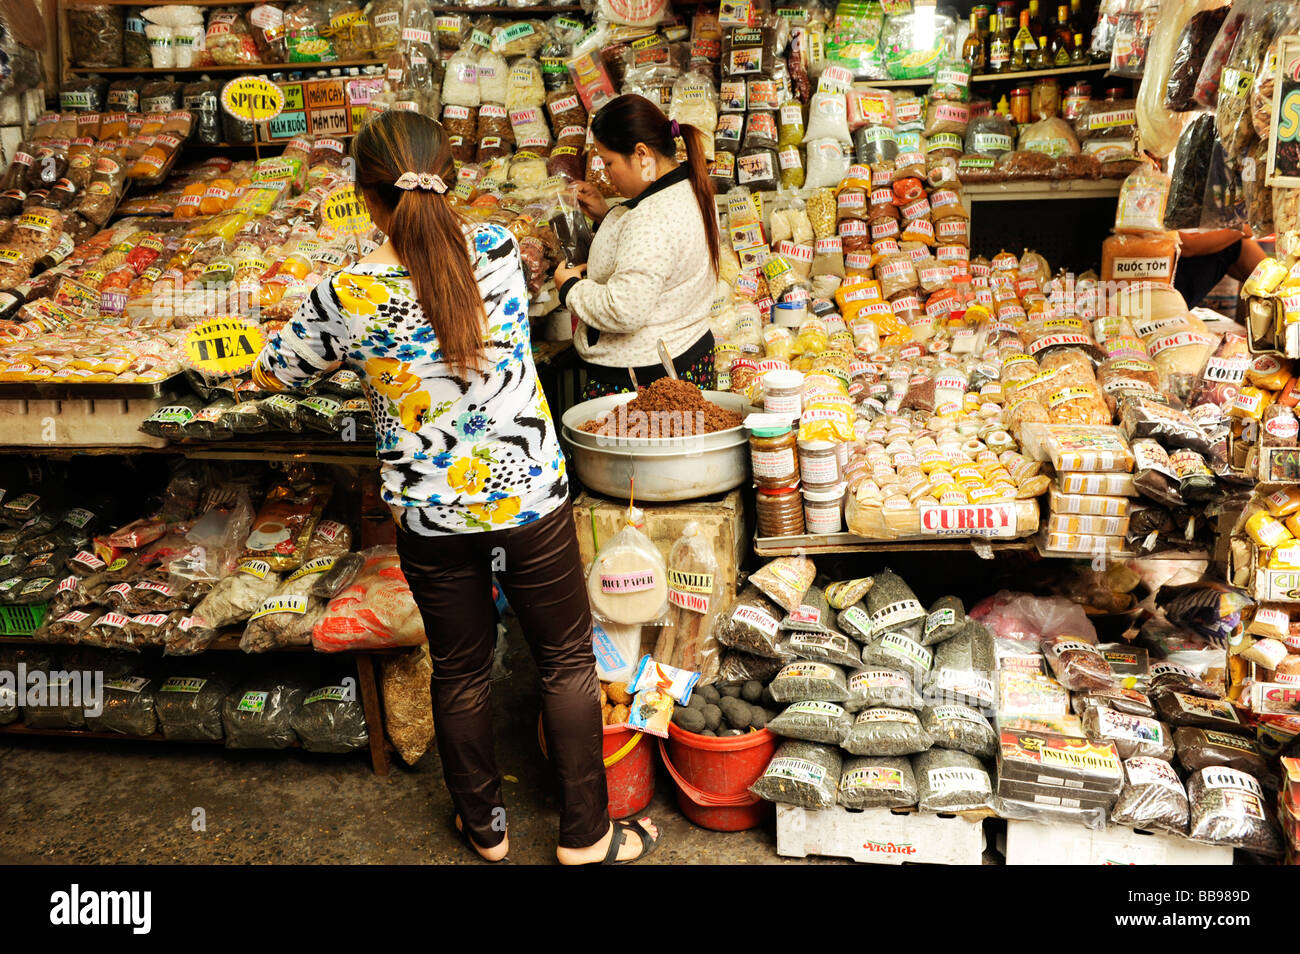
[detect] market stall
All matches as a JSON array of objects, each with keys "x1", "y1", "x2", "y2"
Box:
[{"x1": 0, "y1": 0, "x2": 1297, "y2": 865}]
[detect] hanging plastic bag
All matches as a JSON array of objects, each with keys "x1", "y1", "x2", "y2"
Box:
[
  {"x1": 653, "y1": 521, "x2": 725, "y2": 685},
  {"x1": 1137, "y1": 0, "x2": 1214, "y2": 158},
  {"x1": 586, "y1": 506, "x2": 670, "y2": 626}
]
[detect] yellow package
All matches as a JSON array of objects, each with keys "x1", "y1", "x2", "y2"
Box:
[
  {"x1": 762, "y1": 326, "x2": 793, "y2": 362},
  {"x1": 1267, "y1": 487, "x2": 1300, "y2": 517},
  {"x1": 1248, "y1": 354, "x2": 1291, "y2": 391},
  {"x1": 794, "y1": 318, "x2": 830, "y2": 354},
  {"x1": 1243, "y1": 258, "x2": 1288, "y2": 297},
  {"x1": 835, "y1": 277, "x2": 879, "y2": 317},
  {"x1": 1247, "y1": 510, "x2": 1293, "y2": 548},
  {"x1": 838, "y1": 164, "x2": 871, "y2": 191},
  {"x1": 829, "y1": 330, "x2": 855, "y2": 353},
  {"x1": 1230, "y1": 386, "x2": 1271, "y2": 422},
  {"x1": 799, "y1": 397, "x2": 855, "y2": 442},
  {"x1": 1268, "y1": 541, "x2": 1300, "y2": 568}
]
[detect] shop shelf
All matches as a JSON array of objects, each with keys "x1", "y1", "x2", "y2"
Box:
[
  {"x1": 856, "y1": 62, "x2": 1112, "y2": 88},
  {"x1": 65, "y1": 58, "x2": 386, "y2": 75}
]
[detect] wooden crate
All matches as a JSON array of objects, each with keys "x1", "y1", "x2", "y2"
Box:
[{"x1": 573, "y1": 489, "x2": 747, "y2": 658}]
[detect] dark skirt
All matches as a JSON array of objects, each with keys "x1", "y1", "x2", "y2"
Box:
[{"x1": 579, "y1": 332, "x2": 716, "y2": 401}]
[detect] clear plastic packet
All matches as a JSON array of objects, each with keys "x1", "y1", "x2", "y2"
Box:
[
  {"x1": 713, "y1": 585, "x2": 789, "y2": 659},
  {"x1": 1186, "y1": 767, "x2": 1283, "y2": 855},
  {"x1": 768, "y1": 660, "x2": 850, "y2": 704},
  {"x1": 750, "y1": 740, "x2": 840, "y2": 808},
  {"x1": 1114, "y1": 163, "x2": 1171, "y2": 233},
  {"x1": 920, "y1": 703, "x2": 996, "y2": 760},
  {"x1": 1166, "y1": 5, "x2": 1229, "y2": 111},
  {"x1": 654, "y1": 521, "x2": 724, "y2": 684},
  {"x1": 842, "y1": 705, "x2": 932, "y2": 756},
  {"x1": 1042, "y1": 635, "x2": 1115, "y2": 691},
  {"x1": 838, "y1": 755, "x2": 918, "y2": 809},
  {"x1": 1164, "y1": 113, "x2": 1216, "y2": 229},
  {"x1": 1082, "y1": 705, "x2": 1175, "y2": 760},
  {"x1": 768, "y1": 700, "x2": 852, "y2": 744},
  {"x1": 1111, "y1": 755, "x2": 1190, "y2": 833},
  {"x1": 921, "y1": 595, "x2": 965, "y2": 646},
  {"x1": 749, "y1": 555, "x2": 816, "y2": 613},
  {"x1": 913, "y1": 748, "x2": 993, "y2": 812},
  {"x1": 628, "y1": 653, "x2": 700, "y2": 705},
  {"x1": 586, "y1": 508, "x2": 669, "y2": 626}
]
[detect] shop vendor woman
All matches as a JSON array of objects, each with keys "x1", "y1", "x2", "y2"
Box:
[{"x1": 554, "y1": 94, "x2": 722, "y2": 400}]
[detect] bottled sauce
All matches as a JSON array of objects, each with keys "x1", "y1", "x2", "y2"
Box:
[
  {"x1": 756, "y1": 486, "x2": 805, "y2": 537},
  {"x1": 988, "y1": 13, "x2": 1012, "y2": 73},
  {"x1": 750, "y1": 422, "x2": 800, "y2": 490},
  {"x1": 1070, "y1": 32, "x2": 1088, "y2": 65},
  {"x1": 995, "y1": 93, "x2": 1012, "y2": 118},
  {"x1": 1049, "y1": 4, "x2": 1073, "y2": 67},
  {"x1": 962, "y1": 9, "x2": 987, "y2": 72},
  {"x1": 1012, "y1": 10, "x2": 1038, "y2": 70}
]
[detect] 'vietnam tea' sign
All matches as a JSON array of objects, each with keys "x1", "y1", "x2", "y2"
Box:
[
  {"x1": 220, "y1": 77, "x2": 286, "y2": 123},
  {"x1": 183, "y1": 317, "x2": 266, "y2": 376},
  {"x1": 1267, "y1": 36, "x2": 1300, "y2": 187}
]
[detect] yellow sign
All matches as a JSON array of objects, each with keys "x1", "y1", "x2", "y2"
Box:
[
  {"x1": 322, "y1": 185, "x2": 372, "y2": 236},
  {"x1": 183, "y1": 317, "x2": 266, "y2": 376},
  {"x1": 220, "y1": 77, "x2": 286, "y2": 123}
]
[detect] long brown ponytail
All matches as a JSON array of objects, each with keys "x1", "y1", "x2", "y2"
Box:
[
  {"x1": 591, "y1": 94, "x2": 720, "y2": 275},
  {"x1": 352, "y1": 110, "x2": 487, "y2": 373}
]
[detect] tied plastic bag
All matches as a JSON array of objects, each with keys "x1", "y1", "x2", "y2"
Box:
[
  {"x1": 750, "y1": 740, "x2": 841, "y2": 808},
  {"x1": 222, "y1": 679, "x2": 306, "y2": 749},
  {"x1": 586, "y1": 508, "x2": 670, "y2": 626},
  {"x1": 655, "y1": 522, "x2": 724, "y2": 684},
  {"x1": 838, "y1": 756, "x2": 919, "y2": 809},
  {"x1": 290, "y1": 682, "x2": 369, "y2": 753},
  {"x1": 312, "y1": 546, "x2": 426, "y2": 652},
  {"x1": 1111, "y1": 755, "x2": 1191, "y2": 833}
]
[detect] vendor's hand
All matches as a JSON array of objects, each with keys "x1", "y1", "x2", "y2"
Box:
[
  {"x1": 554, "y1": 261, "x2": 587, "y2": 289},
  {"x1": 573, "y1": 182, "x2": 610, "y2": 222}
]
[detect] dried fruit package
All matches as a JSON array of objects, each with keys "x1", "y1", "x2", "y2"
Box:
[{"x1": 312, "y1": 546, "x2": 426, "y2": 651}]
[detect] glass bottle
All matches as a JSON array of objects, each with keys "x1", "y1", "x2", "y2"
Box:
[
  {"x1": 1012, "y1": 10, "x2": 1038, "y2": 70},
  {"x1": 1050, "y1": 4, "x2": 1073, "y2": 67},
  {"x1": 1070, "y1": 31, "x2": 1089, "y2": 65},
  {"x1": 962, "y1": 10, "x2": 988, "y2": 73},
  {"x1": 988, "y1": 13, "x2": 1013, "y2": 73}
]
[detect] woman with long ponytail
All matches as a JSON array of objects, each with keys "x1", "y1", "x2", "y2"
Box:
[
  {"x1": 252, "y1": 110, "x2": 661, "y2": 865},
  {"x1": 555, "y1": 94, "x2": 721, "y2": 399}
]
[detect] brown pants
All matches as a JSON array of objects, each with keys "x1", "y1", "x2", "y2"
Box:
[{"x1": 395, "y1": 500, "x2": 609, "y2": 850}]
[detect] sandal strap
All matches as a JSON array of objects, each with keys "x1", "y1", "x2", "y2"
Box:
[{"x1": 602, "y1": 824, "x2": 628, "y2": 864}]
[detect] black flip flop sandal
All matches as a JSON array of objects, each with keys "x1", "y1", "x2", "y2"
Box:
[
  {"x1": 453, "y1": 814, "x2": 510, "y2": 864},
  {"x1": 591, "y1": 817, "x2": 661, "y2": 866}
]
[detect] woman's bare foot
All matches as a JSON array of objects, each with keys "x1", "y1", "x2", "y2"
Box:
[
  {"x1": 556, "y1": 818, "x2": 660, "y2": 865},
  {"x1": 456, "y1": 815, "x2": 510, "y2": 862}
]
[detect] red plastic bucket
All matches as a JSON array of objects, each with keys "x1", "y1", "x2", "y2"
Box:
[
  {"x1": 539, "y1": 718, "x2": 654, "y2": 820},
  {"x1": 659, "y1": 723, "x2": 778, "y2": 832}
]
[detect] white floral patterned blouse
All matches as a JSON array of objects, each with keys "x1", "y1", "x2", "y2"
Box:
[{"x1": 253, "y1": 223, "x2": 568, "y2": 535}]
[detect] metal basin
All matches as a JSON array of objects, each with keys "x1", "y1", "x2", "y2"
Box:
[{"x1": 560, "y1": 391, "x2": 755, "y2": 501}]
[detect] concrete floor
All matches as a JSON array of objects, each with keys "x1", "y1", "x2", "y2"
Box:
[{"x1": 0, "y1": 626, "x2": 838, "y2": 866}]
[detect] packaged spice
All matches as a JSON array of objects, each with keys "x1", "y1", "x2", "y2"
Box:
[
  {"x1": 1186, "y1": 767, "x2": 1283, "y2": 856},
  {"x1": 842, "y1": 706, "x2": 933, "y2": 757},
  {"x1": 749, "y1": 740, "x2": 840, "y2": 809},
  {"x1": 913, "y1": 748, "x2": 993, "y2": 812},
  {"x1": 68, "y1": 4, "x2": 125, "y2": 69},
  {"x1": 1042, "y1": 635, "x2": 1115, "y2": 691},
  {"x1": 713, "y1": 585, "x2": 788, "y2": 659},
  {"x1": 838, "y1": 756, "x2": 918, "y2": 809},
  {"x1": 769, "y1": 701, "x2": 852, "y2": 745},
  {"x1": 653, "y1": 522, "x2": 724, "y2": 685}
]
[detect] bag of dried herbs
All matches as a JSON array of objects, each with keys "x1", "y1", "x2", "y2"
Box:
[
  {"x1": 87, "y1": 668, "x2": 160, "y2": 737},
  {"x1": 921, "y1": 595, "x2": 966, "y2": 646},
  {"x1": 748, "y1": 555, "x2": 817, "y2": 613},
  {"x1": 913, "y1": 748, "x2": 994, "y2": 813},
  {"x1": 844, "y1": 667, "x2": 923, "y2": 712},
  {"x1": 716, "y1": 650, "x2": 786, "y2": 684},
  {"x1": 713, "y1": 585, "x2": 790, "y2": 659},
  {"x1": 779, "y1": 584, "x2": 836, "y2": 635},
  {"x1": 861, "y1": 629, "x2": 934, "y2": 678},
  {"x1": 842, "y1": 706, "x2": 934, "y2": 756},
  {"x1": 864, "y1": 568, "x2": 926, "y2": 640},
  {"x1": 836, "y1": 601, "x2": 875, "y2": 642},
  {"x1": 222, "y1": 678, "x2": 307, "y2": 750},
  {"x1": 779, "y1": 630, "x2": 862, "y2": 668},
  {"x1": 290, "y1": 682, "x2": 369, "y2": 753},
  {"x1": 768, "y1": 660, "x2": 850, "y2": 704},
  {"x1": 920, "y1": 703, "x2": 997, "y2": 759},
  {"x1": 749, "y1": 740, "x2": 841, "y2": 809},
  {"x1": 155, "y1": 670, "x2": 234, "y2": 741},
  {"x1": 767, "y1": 701, "x2": 852, "y2": 745},
  {"x1": 838, "y1": 755, "x2": 919, "y2": 810}
]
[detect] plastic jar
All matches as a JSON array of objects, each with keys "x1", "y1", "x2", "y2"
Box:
[
  {"x1": 1063, "y1": 81, "x2": 1091, "y2": 121},
  {"x1": 757, "y1": 485, "x2": 805, "y2": 537},
  {"x1": 1031, "y1": 78, "x2": 1060, "y2": 120},
  {"x1": 773, "y1": 300, "x2": 808, "y2": 327},
  {"x1": 803, "y1": 484, "x2": 844, "y2": 535},
  {"x1": 762, "y1": 369, "x2": 804, "y2": 418},
  {"x1": 749, "y1": 423, "x2": 800, "y2": 490},
  {"x1": 798, "y1": 439, "x2": 842, "y2": 489}
]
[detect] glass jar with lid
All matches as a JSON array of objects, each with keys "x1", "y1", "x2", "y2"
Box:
[
  {"x1": 757, "y1": 485, "x2": 805, "y2": 537},
  {"x1": 750, "y1": 422, "x2": 800, "y2": 490}
]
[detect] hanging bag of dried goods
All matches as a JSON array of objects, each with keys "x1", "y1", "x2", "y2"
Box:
[
  {"x1": 1114, "y1": 163, "x2": 1171, "y2": 233},
  {"x1": 1216, "y1": 0, "x2": 1300, "y2": 165},
  {"x1": 1137, "y1": 0, "x2": 1213, "y2": 158},
  {"x1": 1166, "y1": 5, "x2": 1229, "y2": 112},
  {"x1": 586, "y1": 507, "x2": 670, "y2": 627},
  {"x1": 653, "y1": 522, "x2": 724, "y2": 684},
  {"x1": 1163, "y1": 114, "x2": 1216, "y2": 228}
]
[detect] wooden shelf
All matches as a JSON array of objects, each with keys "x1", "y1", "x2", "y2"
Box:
[
  {"x1": 856, "y1": 62, "x2": 1111, "y2": 89},
  {"x1": 65, "y1": 58, "x2": 386, "y2": 75},
  {"x1": 429, "y1": 3, "x2": 583, "y2": 11},
  {"x1": 964, "y1": 178, "x2": 1123, "y2": 201},
  {"x1": 754, "y1": 532, "x2": 1037, "y2": 557}
]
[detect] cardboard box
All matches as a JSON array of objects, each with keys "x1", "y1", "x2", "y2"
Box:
[
  {"x1": 1001, "y1": 819, "x2": 1234, "y2": 865},
  {"x1": 776, "y1": 804, "x2": 986, "y2": 865}
]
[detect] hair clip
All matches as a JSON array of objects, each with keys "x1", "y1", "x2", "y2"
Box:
[
  {"x1": 394, "y1": 172, "x2": 448, "y2": 193},
  {"x1": 669, "y1": 119, "x2": 681, "y2": 138}
]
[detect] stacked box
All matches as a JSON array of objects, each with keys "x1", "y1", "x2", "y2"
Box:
[{"x1": 996, "y1": 728, "x2": 1123, "y2": 813}]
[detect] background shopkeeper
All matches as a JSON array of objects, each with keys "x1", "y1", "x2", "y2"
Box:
[{"x1": 553, "y1": 94, "x2": 721, "y2": 400}]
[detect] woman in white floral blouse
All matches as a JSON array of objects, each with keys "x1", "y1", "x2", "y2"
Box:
[{"x1": 252, "y1": 110, "x2": 659, "y2": 866}]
